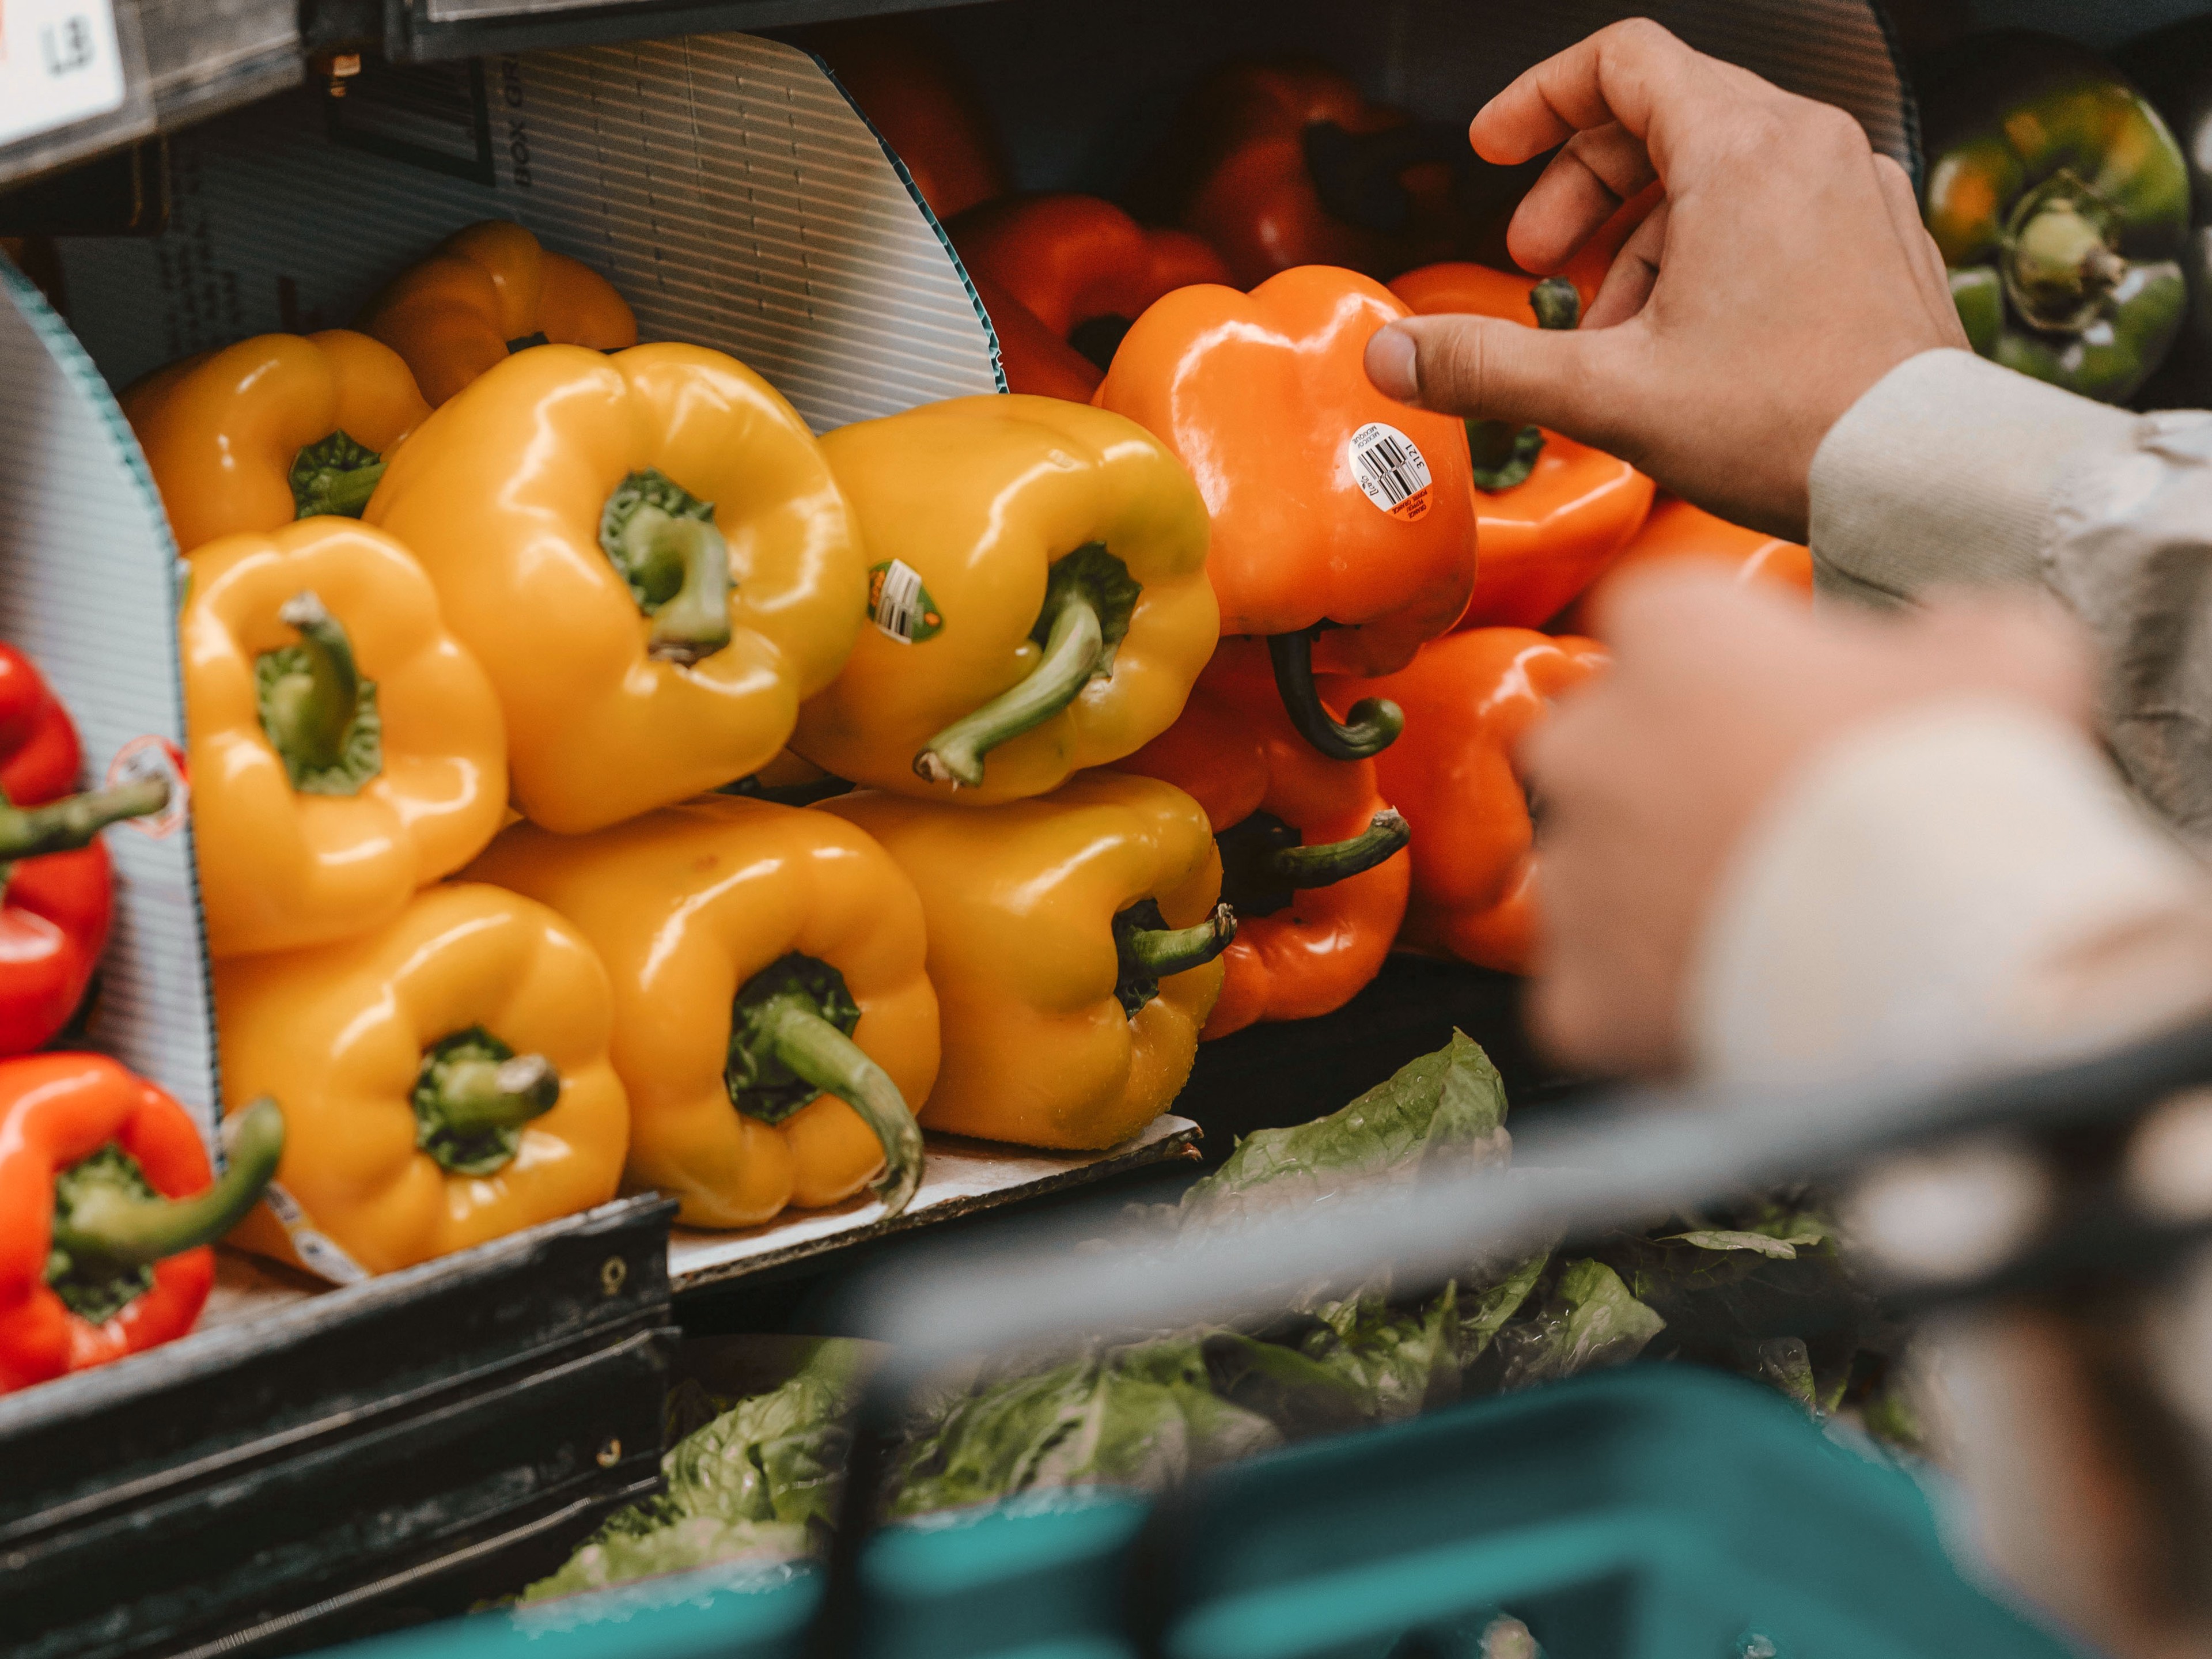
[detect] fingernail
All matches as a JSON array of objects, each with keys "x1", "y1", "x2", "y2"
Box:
[{"x1": 1365, "y1": 325, "x2": 1421, "y2": 404}]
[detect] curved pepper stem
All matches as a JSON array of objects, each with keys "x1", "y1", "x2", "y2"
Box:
[
  {"x1": 427, "y1": 1052, "x2": 560, "y2": 1135},
  {"x1": 259, "y1": 590, "x2": 383, "y2": 794},
  {"x1": 642, "y1": 516, "x2": 734, "y2": 665},
  {"x1": 915, "y1": 543, "x2": 1141, "y2": 789},
  {"x1": 1267, "y1": 808, "x2": 1410, "y2": 889},
  {"x1": 1119, "y1": 902, "x2": 1237, "y2": 976},
  {"x1": 50, "y1": 1097, "x2": 285, "y2": 1271},
  {"x1": 0, "y1": 774, "x2": 169, "y2": 863},
  {"x1": 413, "y1": 1028, "x2": 560, "y2": 1176},
  {"x1": 1467, "y1": 277, "x2": 1580, "y2": 492},
  {"x1": 1267, "y1": 626, "x2": 1403, "y2": 761},
  {"x1": 751, "y1": 997, "x2": 925, "y2": 1218},
  {"x1": 599, "y1": 469, "x2": 734, "y2": 666},
  {"x1": 289, "y1": 431, "x2": 387, "y2": 520}
]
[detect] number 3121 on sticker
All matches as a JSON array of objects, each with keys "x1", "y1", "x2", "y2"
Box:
[{"x1": 0, "y1": 0, "x2": 127, "y2": 149}]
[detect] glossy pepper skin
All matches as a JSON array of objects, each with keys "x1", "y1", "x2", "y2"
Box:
[
  {"x1": 1135, "y1": 61, "x2": 1468, "y2": 287},
  {"x1": 793, "y1": 396, "x2": 1216, "y2": 803},
  {"x1": 1556, "y1": 496, "x2": 1812, "y2": 635},
  {"x1": 1921, "y1": 31, "x2": 2190, "y2": 403},
  {"x1": 825, "y1": 771, "x2": 1230, "y2": 1150},
  {"x1": 1096, "y1": 265, "x2": 1478, "y2": 759},
  {"x1": 122, "y1": 331, "x2": 431, "y2": 554},
  {"x1": 180, "y1": 519, "x2": 508, "y2": 958},
  {"x1": 469, "y1": 796, "x2": 937, "y2": 1229},
  {"x1": 1388, "y1": 264, "x2": 1653, "y2": 628},
  {"x1": 1116, "y1": 646, "x2": 1410, "y2": 1039},
  {"x1": 0, "y1": 647, "x2": 172, "y2": 1053},
  {"x1": 219, "y1": 882, "x2": 627, "y2": 1277},
  {"x1": 366, "y1": 343, "x2": 867, "y2": 834},
  {"x1": 359, "y1": 222, "x2": 638, "y2": 407},
  {"x1": 1324, "y1": 629, "x2": 1606, "y2": 975},
  {"x1": 1, "y1": 1054, "x2": 282, "y2": 1393},
  {"x1": 950, "y1": 194, "x2": 1232, "y2": 398},
  {"x1": 804, "y1": 16, "x2": 1010, "y2": 221}
]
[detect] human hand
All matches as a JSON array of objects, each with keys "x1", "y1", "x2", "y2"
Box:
[
  {"x1": 1525, "y1": 569, "x2": 2093, "y2": 1076},
  {"x1": 1362, "y1": 20, "x2": 1965, "y2": 539}
]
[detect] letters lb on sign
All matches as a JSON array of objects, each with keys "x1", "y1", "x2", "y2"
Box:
[{"x1": 0, "y1": 0, "x2": 128, "y2": 149}]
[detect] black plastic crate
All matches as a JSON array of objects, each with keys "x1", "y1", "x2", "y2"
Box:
[{"x1": 1, "y1": 1195, "x2": 679, "y2": 1659}]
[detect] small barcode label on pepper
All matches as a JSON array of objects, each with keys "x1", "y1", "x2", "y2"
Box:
[
  {"x1": 1349, "y1": 422, "x2": 1433, "y2": 521},
  {"x1": 869, "y1": 558, "x2": 943, "y2": 643}
]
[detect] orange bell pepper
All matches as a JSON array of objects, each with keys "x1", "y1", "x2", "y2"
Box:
[
  {"x1": 1557, "y1": 495, "x2": 1813, "y2": 635},
  {"x1": 952, "y1": 194, "x2": 1231, "y2": 397},
  {"x1": 1116, "y1": 643, "x2": 1409, "y2": 1039},
  {"x1": 1135, "y1": 61, "x2": 1472, "y2": 287},
  {"x1": 1323, "y1": 628, "x2": 1605, "y2": 976},
  {"x1": 805, "y1": 16, "x2": 1009, "y2": 221},
  {"x1": 1387, "y1": 265, "x2": 1654, "y2": 629},
  {"x1": 359, "y1": 222, "x2": 638, "y2": 407},
  {"x1": 1096, "y1": 265, "x2": 1477, "y2": 762}
]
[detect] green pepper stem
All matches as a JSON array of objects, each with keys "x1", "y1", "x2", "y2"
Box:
[
  {"x1": 299, "y1": 460, "x2": 386, "y2": 520},
  {"x1": 638, "y1": 514, "x2": 734, "y2": 666},
  {"x1": 0, "y1": 774, "x2": 169, "y2": 862},
  {"x1": 1118, "y1": 901, "x2": 1237, "y2": 977},
  {"x1": 1466, "y1": 278, "x2": 1578, "y2": 492},
  {"x1": 423, "y1": 1052, "x2": 560, "y2": 1137},
  {"x1": 755, "y1": 999, "x2": 923, "y2": 1217},
  {"x1": 50, "y1": 1097, "x2": 285, "y2": 1270},
  {"x1": 1267, "y1": 627, "x2": 1403, "y2": 760},
  {"x1": 916, "y1": 589, "x2": 1104, "y2": 789},
  {"x1": 263, "y1": 592, "x2": 361, "y2": 773},
  {"x1": 1266, "y1": 808, "x2": 1410, "y2": 890}
]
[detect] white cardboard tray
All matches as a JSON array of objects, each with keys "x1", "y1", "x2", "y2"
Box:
[{"x1": 666, "y1": 1115, "x2": 1202, "y2": 1293}]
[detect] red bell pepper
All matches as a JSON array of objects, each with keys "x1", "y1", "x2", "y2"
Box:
[
  {"x1": 0, "y1": 646, "x2": 172, "y2": 1054},
  {"x1": 1135, "y1": 61, "x2": 1475, "y2": 287},
  {"x1": 1116, "y1": 645, "x2": 1410, "y2": 1038},
  {"x1": 1, "y1": 1054, "x2": 282, "y2": 1393},
  {"x1": 1324, "y1": 628, "x2": 1606, "y2": 975},
  {"x1": 1387, "y1": 267, "x2": 1654, "y2": 629},
  {"x1": 805, "y1": 16, "x2": 1010, "y2": 221},
  {"x1": 1096, "y1": 265, "x2": 1478, "y2": 762},
  {"x1": 952, "y1": 194, "x2": 1231, "y2": 397}
]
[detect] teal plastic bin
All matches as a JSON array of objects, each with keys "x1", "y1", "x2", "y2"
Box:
[
  {"x1": 1147, "y1": 1366, "x2": 2086, "y2": 1659},
  {"x1": 307, "y1": 1367, "x2": 2086, "y2": 1659}
]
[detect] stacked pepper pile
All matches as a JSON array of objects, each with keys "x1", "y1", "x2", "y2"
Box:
[
  {"x1": 0, "y1": 644, "x2": 285, "y2": 1392},
  {"x1": 16, "y1": 41, "x2": 1828, "y2": 1394}
]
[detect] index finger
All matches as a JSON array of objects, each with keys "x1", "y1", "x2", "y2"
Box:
[{"x1": 1469, "y1": 18, "x2": 1752, "y2": 176}]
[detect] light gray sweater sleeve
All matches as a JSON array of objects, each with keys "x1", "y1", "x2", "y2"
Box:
[{"x1": 1808, "y1": 347, "x2": 2212, "y2": 842}]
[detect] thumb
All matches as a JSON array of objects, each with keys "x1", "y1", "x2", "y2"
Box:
[{"x1": 1363, "y1": 312, "x2": 1603, "y2": 432}]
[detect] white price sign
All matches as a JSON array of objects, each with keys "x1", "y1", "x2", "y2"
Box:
[{"x1": 0, "y1": 0, "x2": 127, "y2": 148}]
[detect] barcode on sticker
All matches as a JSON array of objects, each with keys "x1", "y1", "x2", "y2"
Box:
[
  {"x1": 1349, "y1": 422, "x2": 1433, "y2": 519},
  {"x1": 869, "y1": 559, "x2": 942, "y2": 643}
]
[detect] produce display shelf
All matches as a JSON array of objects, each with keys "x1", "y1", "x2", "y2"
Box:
[
  {"x1": 667, "y1": 1116, "x2": 1202, "y2": 1293},
  {"x1": 184, "y1": 1117, "x2": 1201, "y2": 1315}
]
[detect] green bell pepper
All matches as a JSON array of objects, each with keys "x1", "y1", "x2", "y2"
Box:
[{"x1": 1919, "y1": 31, "x2": 2190, "y2": 404}]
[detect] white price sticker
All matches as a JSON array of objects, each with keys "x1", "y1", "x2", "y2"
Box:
[{"x1": 0, "y1": 0, "x2": 127, "y2": 149}]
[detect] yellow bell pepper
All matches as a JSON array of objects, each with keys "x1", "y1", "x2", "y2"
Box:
[
  {"x1": 358, "y1": 221, "x2": 638, "y2": 407},
  {"x1": 365, "y1": 343, "x2": 868, "y2": 834},
  {"x1": 122, "y1": 331, "x2": 430, "y2": 554},
  {"x1": 791, "y1": 395, "x2": 1217, "y2": 803},
  {"x1": 219, "y1": 882, "x2": 628, "y2": 1277},
  {"x1": 823, "y1": 771, "x2": 1230, "y2": 1150},
  {"x1": 467, "y1": 795, "x2": 936, "y2": 1229},
  {"x1": 181, "y1": 518, "x2": 509, "y2": 958}
]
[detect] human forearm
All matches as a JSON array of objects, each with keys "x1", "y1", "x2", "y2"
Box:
[
  {"x1": 1811, "y1": 351, "x2": 2212, "y2": 843},
  {"x1": 1692, "y1": 698, "x2": 2212, "y2": 1089}
]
